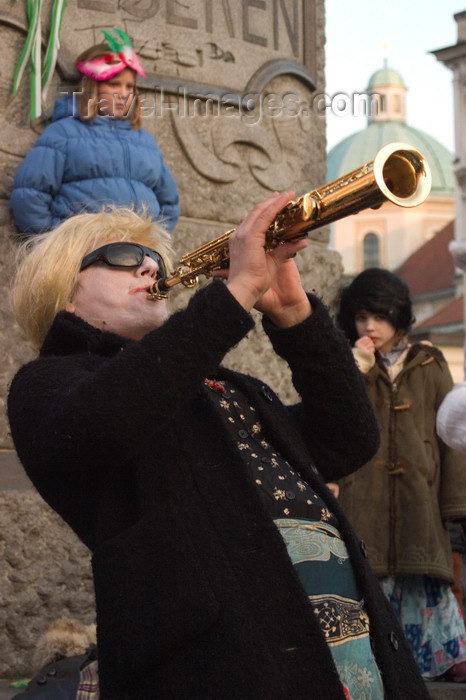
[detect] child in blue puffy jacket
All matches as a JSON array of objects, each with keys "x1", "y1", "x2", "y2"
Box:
[{"x1": 10, "y1": 30, "x2": 180, "y2": 236}]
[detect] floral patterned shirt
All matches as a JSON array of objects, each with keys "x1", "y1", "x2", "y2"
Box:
[{"x1": 204, "y1": 378, "x2": 338, "y2": 526}]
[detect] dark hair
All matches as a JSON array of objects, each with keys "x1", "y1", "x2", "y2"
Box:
[{"x1": 336, "y1": 268, "x2": 414, "y2": 345}]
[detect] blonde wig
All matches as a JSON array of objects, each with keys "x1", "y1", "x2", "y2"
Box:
[
  {"x1": 11, "y1": 207, "x2": 173, "y2": 350},
  {"x1": 76, "y1": 44, "x2": 142, "y2": 129}
]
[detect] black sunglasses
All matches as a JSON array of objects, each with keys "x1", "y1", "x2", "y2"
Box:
[{"x1": 80, "y1": 242, "x2": 166, "y2": 279}]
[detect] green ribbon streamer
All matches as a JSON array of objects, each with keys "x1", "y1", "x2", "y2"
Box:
[
  {"x1": 12, "y1": 0, "x2": 67, "y2": 119},
  {"x1": 30, "y1": 2, "x2": 42, "y2": 118},
  {"x1": 42, "y1": 0, "x2": 67, "y2": 100},
  {"x1": 12, "y1": 0, "x2": 42, "y2": 98}
]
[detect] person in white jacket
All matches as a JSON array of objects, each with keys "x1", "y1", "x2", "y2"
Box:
[{"x1": 437, "y1": 380, "x2": 466, "y2": 453}]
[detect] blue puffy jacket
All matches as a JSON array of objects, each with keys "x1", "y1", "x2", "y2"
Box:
[{"x1": 10, "y1": 96, "x2": 180, "y2": 235}]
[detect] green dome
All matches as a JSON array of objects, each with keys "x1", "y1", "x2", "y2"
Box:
[
  {"x1": 327, "y1": 122, "x2": 454, "y2": 197},
  {"x1": 367, "y1": 66, "x2": 406, "y2": 89}
]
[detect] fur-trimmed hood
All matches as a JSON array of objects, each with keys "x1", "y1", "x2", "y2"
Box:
[{"x1": 404, "y1": 341, "x2": 446, "y2": 366}]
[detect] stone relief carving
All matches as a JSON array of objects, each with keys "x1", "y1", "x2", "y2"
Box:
[
  {"x1": 69, "y1": 0, "x2": 314, "y2": 90},
  {"x1": 136, "y1": 38, "x2": 235, "y2": 70},
  {"x1": 170, "y1": 83, "x2": 314, "y2": 190}
]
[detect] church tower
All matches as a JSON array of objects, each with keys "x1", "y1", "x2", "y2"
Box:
[
  {"x1": 367, "y1": 59, "x2": 407, "y2": 124},
  {"x1": 327, "y1": 62, "x2": 455, "y2": 277}
]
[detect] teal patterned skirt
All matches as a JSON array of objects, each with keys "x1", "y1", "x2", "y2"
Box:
[{"x1": 275, "y1": 518, "x2": 385, "y2": 700}]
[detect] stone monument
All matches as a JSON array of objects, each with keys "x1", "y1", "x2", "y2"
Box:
[{"x1": 0, "y1": 0, "x2": 340, "y2": 677}]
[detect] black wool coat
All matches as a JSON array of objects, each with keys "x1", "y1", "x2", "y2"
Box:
[{"x1": 8, "y1": 282, "x2": 429, "y2": 700}]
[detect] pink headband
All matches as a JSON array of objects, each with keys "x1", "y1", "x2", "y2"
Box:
[{"x1": 77, "y1": 29, "x2": 146, "y2": 81}]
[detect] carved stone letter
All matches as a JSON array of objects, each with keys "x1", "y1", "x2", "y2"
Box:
[
  {"x1": 242, "y1": 0, "x2": 267, "y2": 47},
  {"x1": 273, "y1": 0, "x2": 298, "y2": 57},
  {"x1": 167, "y1": 0, "x2": 198, "y2": 29},
  {"x1": 120, "y1": 0, "x2": 160, "y2": 19}
]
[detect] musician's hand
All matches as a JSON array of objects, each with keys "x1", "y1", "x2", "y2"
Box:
[
  {"x1": 355, "y1": 335, "x2": 376, "y2": 354},
  {"x1": 326, "y1": 482, "x2": 339, "y2": 499},
  {"x1": 254, "y1": 254, "x2": 311, "y2": 327},
  {"x1": 217, "y1": 191, "x2": 308, "y2": 315}
]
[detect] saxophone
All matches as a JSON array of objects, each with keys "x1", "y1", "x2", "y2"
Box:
[{"x1": 148, "y1": 142, "x2": 432, "y2": 300}]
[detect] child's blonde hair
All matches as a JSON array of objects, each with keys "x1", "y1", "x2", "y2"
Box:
[{"x1": 11, "y1": 207, "x2": 173, "y2": 349}]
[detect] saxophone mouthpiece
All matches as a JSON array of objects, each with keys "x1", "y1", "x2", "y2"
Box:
[{"x1": 147, "y1": 279, "x2": 169, "y2": 300}]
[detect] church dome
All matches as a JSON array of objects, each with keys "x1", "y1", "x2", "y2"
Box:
[
  {"x1": 367, "y1": 66, "x2": 406, "y2": 89},
  {"x1": 327, "y1": 63, "x2": 454, "y2": 197}
]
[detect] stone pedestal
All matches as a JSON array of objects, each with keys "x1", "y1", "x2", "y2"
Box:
[{"x1": 0, "y1": 0, "x2": 341, "y2": 678}]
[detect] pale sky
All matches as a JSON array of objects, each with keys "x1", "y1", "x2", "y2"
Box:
[{"x1": 325, "y1": 0, "x2": 464, "y2": 154}]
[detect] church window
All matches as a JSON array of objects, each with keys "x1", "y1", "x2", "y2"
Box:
[{"x1": 363, "y1": 233, "x2": 380, "y2": 268}]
